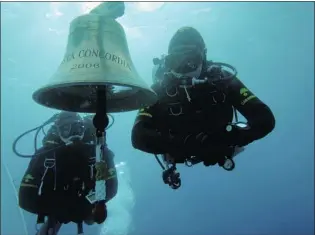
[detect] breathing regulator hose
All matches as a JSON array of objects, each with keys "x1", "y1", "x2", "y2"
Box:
[
  {"x1": 209, "y1": 61, "x2": 238, "y2": 80},
  {"x1": 12, "y1": 113, "x2": 115, "y2": 158}
]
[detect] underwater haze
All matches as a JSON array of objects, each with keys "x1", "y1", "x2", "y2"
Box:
[{"x1": 1, "y1": 2, "x2": 314, "y2": 235}]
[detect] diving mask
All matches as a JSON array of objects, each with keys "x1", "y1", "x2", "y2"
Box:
[
  {"x1": 165, "y1": 45, "x2": 205, "y2": 77},
  {"x1": 56, "y1": 119, "x2": 86, "y2": 144}
]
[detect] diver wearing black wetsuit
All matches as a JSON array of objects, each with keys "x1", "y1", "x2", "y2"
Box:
[
  {"x1": 18, "y1": 112, "x2": 118, "y2": 235},
  {"x1": 131, "y1": 27, "x2": 275, "y2": 166}
]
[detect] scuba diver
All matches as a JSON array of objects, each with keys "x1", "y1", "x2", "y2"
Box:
[
  {"x1": 131, "y1": 27, "x2": 276, "y2": 189},
  {"x1": 14, "y1": 111, "x2": 117, "y2": 235}
]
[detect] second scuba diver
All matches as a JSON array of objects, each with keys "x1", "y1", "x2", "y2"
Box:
[
  {"x1": 17, "y1": 111, "x2": 117, "y2": 235},
  {"x1": 131, "y1": 27, "x2": 276, "y2": 189}
]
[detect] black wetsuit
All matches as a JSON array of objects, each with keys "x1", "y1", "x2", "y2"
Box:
[
  {"x1": 131, "y1": 66, "x2": 275, "y2": 164},
  {"x1": 41, "y1": 117, "x2": 118, "y2": 205},
  {"x1": 18, "y1": 119, "x2": 118, "y2": 225}
]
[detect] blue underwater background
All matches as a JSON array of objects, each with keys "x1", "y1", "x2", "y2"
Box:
[{"x1": 1, "y1": 2, "x2": 314, "y2": 235}]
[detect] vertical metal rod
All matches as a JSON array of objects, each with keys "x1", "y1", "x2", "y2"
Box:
[{"x1": 92, "y1": 87, "x2": 109, "y2": 224}]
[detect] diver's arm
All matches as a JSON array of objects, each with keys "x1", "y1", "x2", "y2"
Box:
[
  {"x1": 226, "y1": 77, "x2": 276, "y2": 146},
  {"x1": 131, "y1": 106, "x2": 174, "y2": 154}
]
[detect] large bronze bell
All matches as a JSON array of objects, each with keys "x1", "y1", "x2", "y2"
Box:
[{"x1": 32, "y1": 2, "x2": 157, "y2": 113}]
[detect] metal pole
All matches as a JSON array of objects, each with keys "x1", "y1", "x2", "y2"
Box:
[{"x1": 92, "y1": 87, "x2": 109, "y2": 224}]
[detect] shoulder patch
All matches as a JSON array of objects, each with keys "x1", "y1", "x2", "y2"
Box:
[
  {"x1": 239, "y1": 87, "x2": 256, "y2": 105},
  {"x1": 240, "y1": 88, "x2": 249, "y2": 97},
  {"x1": 137, "y1": 106, "x2": 153, "y2": 118}
]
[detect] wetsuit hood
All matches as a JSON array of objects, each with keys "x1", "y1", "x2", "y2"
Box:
[{"x1": 166, "y1": 27, "x2": 207, "y2": 76}]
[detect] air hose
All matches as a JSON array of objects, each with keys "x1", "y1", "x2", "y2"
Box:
[
  {"x1": 209, "y1": 61, "x2": 238, "y2": 80},
  {"x1": 12, "y1": 114, "x2": 115, "y2": 158}
]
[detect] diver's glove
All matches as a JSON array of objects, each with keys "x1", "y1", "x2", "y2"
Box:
[
  {"x1": 182, "y1": 132, "x2": 217, "y2": 155},
  {"x1": 201, "y1": 123, "x2": 252, "y2": 148},
  {"x1": 221, "y1": 123, "x2": 253, "y2": 147},
  {"x1": 183, "y1": 124, "x2": 250, "y2": 154},
  {"x1": 182, "y1": 132, "x2": 229, "y2": 166}
]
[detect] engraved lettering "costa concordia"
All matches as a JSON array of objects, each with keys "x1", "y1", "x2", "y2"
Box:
[{"x1": 61, "y1": 48, "x2": 132, "y2": 71}]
